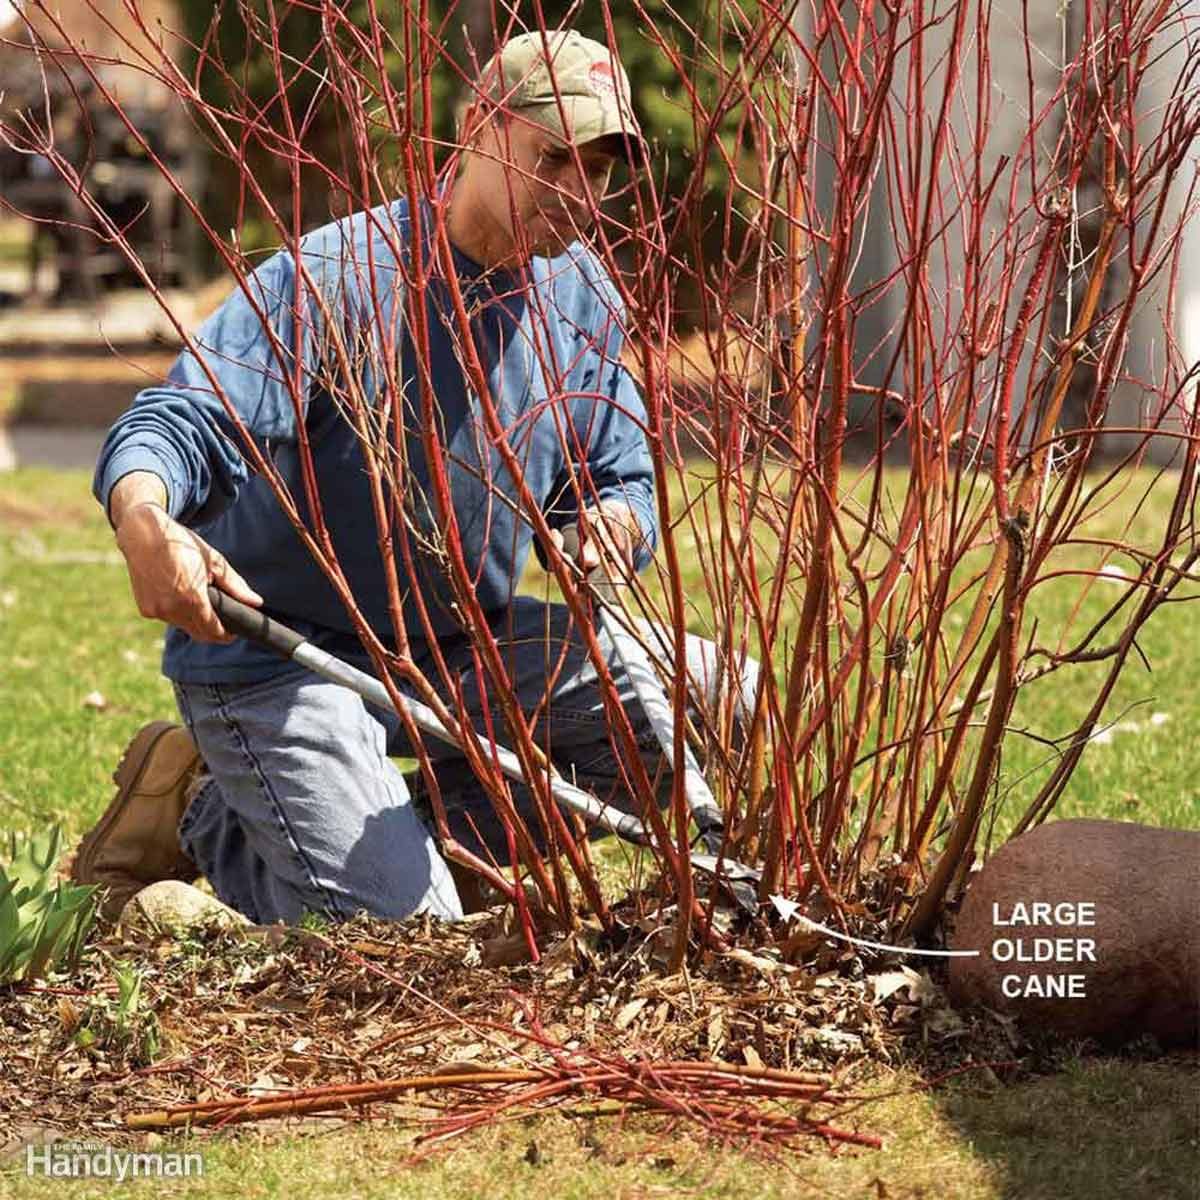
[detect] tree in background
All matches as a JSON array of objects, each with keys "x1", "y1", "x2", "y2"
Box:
[{"x1": 174, "y1": 0, "x2": 747, "y2": 320}]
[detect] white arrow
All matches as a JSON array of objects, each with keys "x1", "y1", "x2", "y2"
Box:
[{"x1": 771, "y1": 896, "x2": 981, "y2": 958}]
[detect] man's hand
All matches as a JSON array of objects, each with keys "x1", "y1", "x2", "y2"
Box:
[
  {"x1": 109, "y1": 471, "x2": 263, "y2": 643},
  {"x1": 550, "y1": 500, "x2": 641, "y2": 581}
]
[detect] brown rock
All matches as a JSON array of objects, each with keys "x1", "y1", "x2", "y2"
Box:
[{"x1": 948, "y1": 819, "x2": 1199, "y2": 1044}]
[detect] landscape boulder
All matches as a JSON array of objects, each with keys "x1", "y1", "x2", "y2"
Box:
[
  {"x1": 948, "y1": 819, "x2": 1198, "y2": 1044},
  {"x1": 116, "y1": 880, "x2": 249, "y2": 938}
]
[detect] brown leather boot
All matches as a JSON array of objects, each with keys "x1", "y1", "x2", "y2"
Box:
[{"x1": 70, "y1": 722, "x2": 203, "y2": 925}]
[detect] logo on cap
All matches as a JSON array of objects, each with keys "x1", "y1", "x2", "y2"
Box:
[{"x1": 587, "y1": 60, "x2": 617, "y2": 99}]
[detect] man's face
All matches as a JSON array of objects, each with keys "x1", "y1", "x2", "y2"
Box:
[{"x1": 471, "y1": 112, "x2": 617, "y2": 257}]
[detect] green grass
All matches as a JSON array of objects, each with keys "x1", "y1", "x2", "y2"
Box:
[
  {"x1": 0, "y1": 470, "x2": 175, "y2": 834},
  {"x1": 1, "y1": 466, "x2": 1196, "y2": 840},
  {"x1": 708, "y1": 464, "x2": 1198, "y2": 834},
  {"x1": 1, "y1": 466, "x2": 1197, "y2": 1199},
  {"x1": 0, "y1": 1058, "x2": 1195, "y2": 1199},
  {"x1": 0, "y1": 218, "x2": 31, "y2": 267}
]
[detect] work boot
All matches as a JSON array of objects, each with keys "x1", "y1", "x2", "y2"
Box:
[{"x1": 70, "y1": 722, "x2": 203, "y2": 925}]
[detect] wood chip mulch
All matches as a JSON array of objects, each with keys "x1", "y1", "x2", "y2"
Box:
[{"x1": 0, "y1": 898, "x2": 1026, "y2": 1158}]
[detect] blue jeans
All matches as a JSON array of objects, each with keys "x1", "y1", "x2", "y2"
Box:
[{"x1": 175, "y1": 596, "x2": 759, "y2": 925}]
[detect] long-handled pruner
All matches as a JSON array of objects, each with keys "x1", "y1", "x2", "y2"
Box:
[
  {"x1": 555, "y1": 526, "x2": 756, "y2": 912},
  {"x1": 206, "y1": 587, "x2": 764, "y2": 901}
]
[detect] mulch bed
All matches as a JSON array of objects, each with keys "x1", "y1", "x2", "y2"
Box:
[{"x1": 0, "y1": 898, "x2": 1025, "y2": 1159}]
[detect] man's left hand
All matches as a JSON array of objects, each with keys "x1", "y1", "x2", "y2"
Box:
[{"x1": 550, "y1": 500, "x2": 640, "y2": 580}]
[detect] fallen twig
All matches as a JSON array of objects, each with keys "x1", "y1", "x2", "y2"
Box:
[{"x1": 126, "y1": 1058, "x2": 878, "y2": 1151}]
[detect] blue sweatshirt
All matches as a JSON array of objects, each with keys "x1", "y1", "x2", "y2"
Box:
[{"x1": 93, "y1": 195, "x2": 658, "y2": 682}]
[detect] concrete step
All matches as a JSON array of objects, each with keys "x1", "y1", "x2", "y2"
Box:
[{"x1": 0, "y1": 288, "x2": 200, "y2": 352}]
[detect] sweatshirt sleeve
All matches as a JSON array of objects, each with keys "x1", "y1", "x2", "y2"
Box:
[
  {"x1": 540, "y1": 270, "x2": 659, "y2": 574},
  {"x1": 93, "y1": 248, "x2": 322, "y2": 528}
]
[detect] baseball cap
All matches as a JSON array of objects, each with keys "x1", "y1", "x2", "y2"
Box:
[{"x1": 479, "y1": 30, "x2": 646, "y2": 166}]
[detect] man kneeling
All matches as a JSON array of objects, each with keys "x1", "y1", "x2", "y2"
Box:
[{"x1": 71, "y1": 32, "x2": 755, "y2": 927}]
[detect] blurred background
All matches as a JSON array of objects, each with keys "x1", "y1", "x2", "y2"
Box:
[{"x1": 0, "y1": 0, "x2": 1196, "y2": 471}]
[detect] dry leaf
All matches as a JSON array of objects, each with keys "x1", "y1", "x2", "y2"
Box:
[
  {"x1": 481, "y1": 931, "x2": 534, "y2": 967},
  {"x1": 807, "y1": 1027, "x2": 862, "y2": 1053},
  {"x1": 56, "y1": 997, "x2": 80, "y2": 1035},
  {"x1": 433, "y1": 1054, "x2": 490, "y2": 1076},
  {"x1": 614, "y1": 997, "x2": 648, "y2": 1031},
  {"x1": 870, "y1": 966, "x2": 923, "y2": 1002},
  {"x1": 707, "y1": 1009, "x2": 725, "y2": 1054},
  {"x1": 723, "y1": 947, "x2": 783, "y2": 977},
  {"x1": 924, "y1": 1007, "x2": 967, "y2": 1038}
]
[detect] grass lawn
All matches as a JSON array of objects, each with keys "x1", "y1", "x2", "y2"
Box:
[
  {"x1": 0, "y1": 218, "x2": 31, "y2": 266},
  {"x1": 0, "y1": 465, "x2": 1196, "y2": 1199},
  {"x1": 2, "y1": 1058, "x2": 1196, "y2": 1199}
]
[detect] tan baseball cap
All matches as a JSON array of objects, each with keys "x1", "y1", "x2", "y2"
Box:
[{"x1": 479, "y1": 30, "x2": 646, "y2": 166}]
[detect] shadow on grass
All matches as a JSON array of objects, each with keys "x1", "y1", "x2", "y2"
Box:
[{"x1": 928, "y1": 1052, "x2": 1199, "y2": 1200}]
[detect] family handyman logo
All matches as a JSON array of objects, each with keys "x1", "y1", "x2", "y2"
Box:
[{"x1": 25, "y1": 1140, "x2": 204, "y2": 1181}]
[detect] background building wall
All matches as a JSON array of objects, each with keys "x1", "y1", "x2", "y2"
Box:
[{"x1": 798, "y1": 0, "x2": 1198, "y2": 463}]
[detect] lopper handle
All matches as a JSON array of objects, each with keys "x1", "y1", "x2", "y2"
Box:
[{"x1": 207, "y1": 586, "x2": 306, "y2": 660}]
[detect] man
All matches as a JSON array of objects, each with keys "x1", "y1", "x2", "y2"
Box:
[{"x1": 71, "y1": 31, "x2": 744, "y2": 927}]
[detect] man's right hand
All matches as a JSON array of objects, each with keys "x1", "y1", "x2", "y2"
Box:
[{"x1": 109, "y1": 471, "x2": 263, "y2": 644}]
